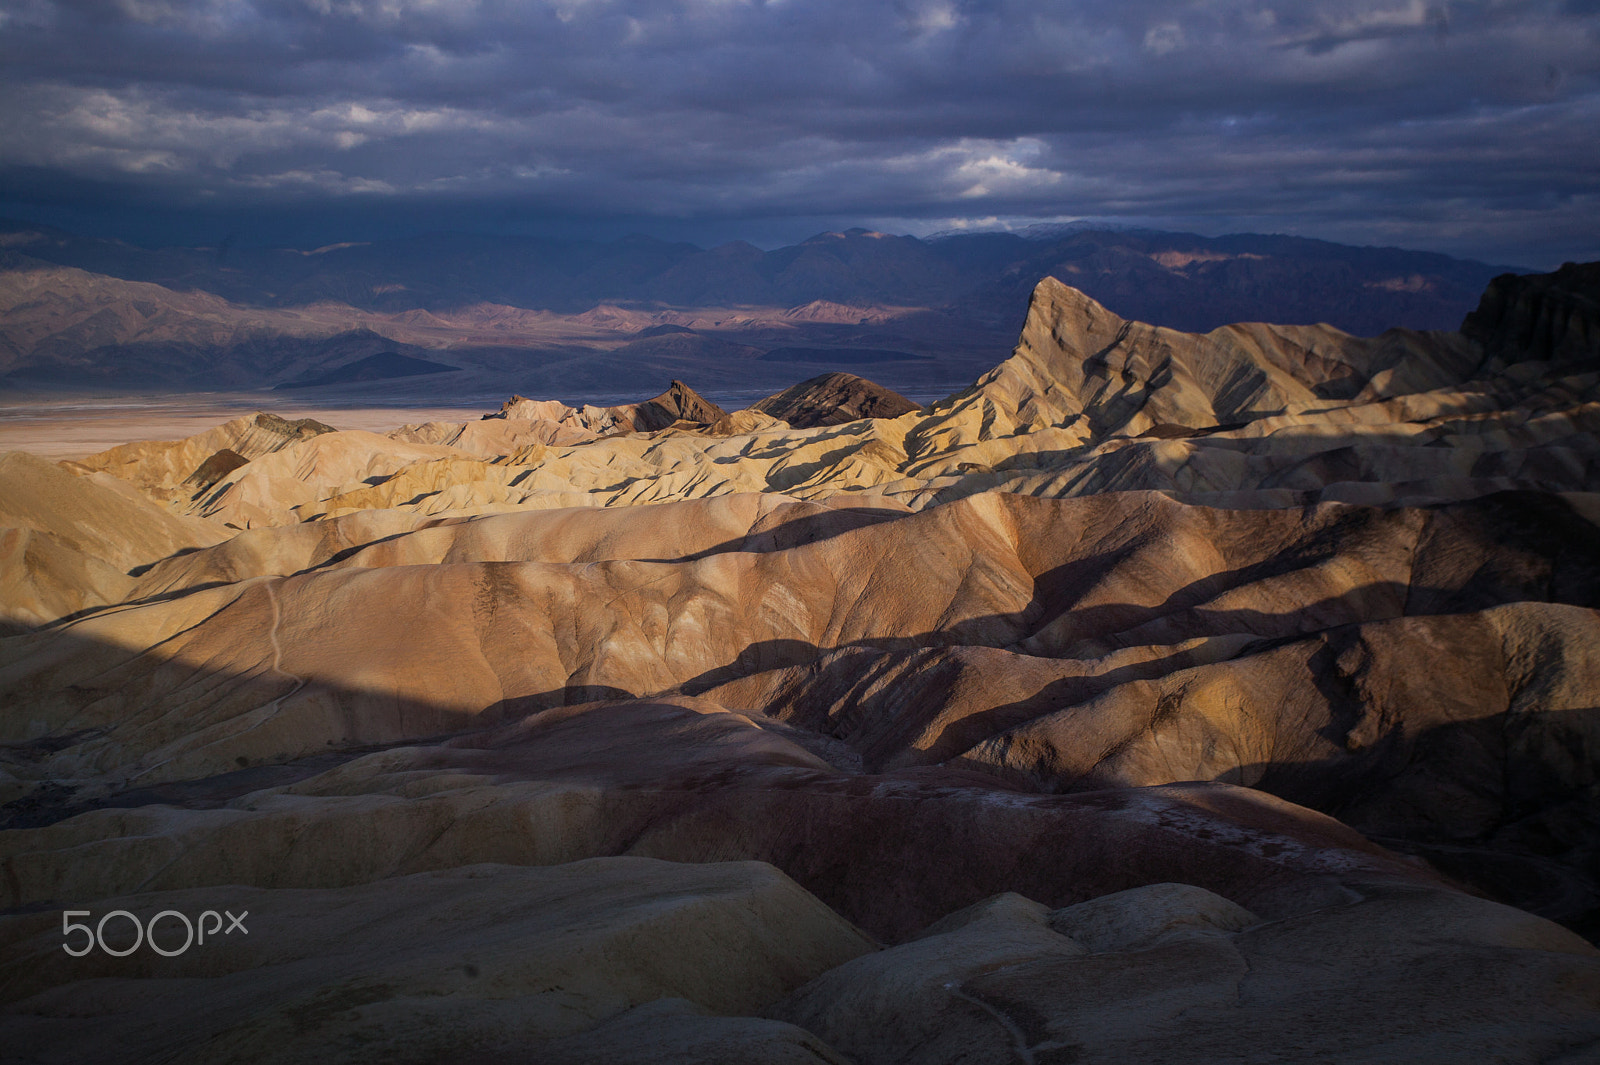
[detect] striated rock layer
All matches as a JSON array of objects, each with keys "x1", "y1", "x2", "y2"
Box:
[{"x1": 3, "y1": 264, "x2": 1600, "y2": 1063}]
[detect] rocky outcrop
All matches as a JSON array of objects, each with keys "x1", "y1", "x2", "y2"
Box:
[
  {"x1": 490, "y1": 379, "x2": 727, "y2": 435},
  {"x1": 752, "y1": 372, "x2": 921, "y2": 428},
  {"x1": 901, "y1": 275, "x2": 1485, "y2": 464},
  {"x1": 179, "y1": 447, "x2": 249, "y2": 491},
  {"x1": 635, "y1": 378, "x2": 729, "y2": 428},
  {"x1": 1462, "y1": 260, "x2": 1600, "y2": 365}
]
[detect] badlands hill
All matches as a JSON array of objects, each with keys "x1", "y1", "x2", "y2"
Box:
[
  {"x1": 752, "y1": 372, "x2": 921, "y2": 428},
  {"x1": 1, "y1": 266, "x2": 1599, "y2": 1063}
]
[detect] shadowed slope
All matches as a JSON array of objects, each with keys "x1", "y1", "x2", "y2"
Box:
[
  {"x1": 752, "y1": 372, "x2": 921, "y2": 428},
  {"x1": 4, "y1": 487, "x2": 1598, "y2": 937}
]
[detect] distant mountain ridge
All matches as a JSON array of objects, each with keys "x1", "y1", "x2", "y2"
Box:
[{"x1": 0, "y1": 218, "x2": 1519, "y2": 336}]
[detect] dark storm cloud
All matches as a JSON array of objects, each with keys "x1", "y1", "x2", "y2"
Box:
[{"x1": 0, "y1": 0, "x2": 1596, "y2": 264}]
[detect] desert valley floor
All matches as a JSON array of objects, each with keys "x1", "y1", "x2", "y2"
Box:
[{"x1": 2, "y1": 264, "x2": 1599, "y2": 1063}]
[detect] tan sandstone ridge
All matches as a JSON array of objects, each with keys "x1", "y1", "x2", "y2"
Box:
[{"x1": 2, "y1": 266, "x2": 1599, "y2": 1063}]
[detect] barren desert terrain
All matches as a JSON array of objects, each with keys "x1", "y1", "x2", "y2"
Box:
[{"x1": 2, "y1": 262, "x2": 1599, "y2": 1063}]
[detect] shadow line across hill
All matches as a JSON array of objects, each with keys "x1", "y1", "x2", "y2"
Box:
[
  {"x1": 4, "y1": 488, "x2": 1600, "y2": 938},
  {"x1": 3, "y1": 595, "x2": 1598, "y2": 941}
]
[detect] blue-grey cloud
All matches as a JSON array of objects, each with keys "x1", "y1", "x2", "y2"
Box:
[{"x1": 0, "y1": 0, "x2": 1596, "y2": 265}]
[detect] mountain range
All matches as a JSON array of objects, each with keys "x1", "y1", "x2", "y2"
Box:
[{"x1": 0, "y1": 220, "x2": 1523, "y2": 395}]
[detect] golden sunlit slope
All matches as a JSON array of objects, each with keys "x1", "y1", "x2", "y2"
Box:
[{"x1": 0, "y1": 451, "x2": 224, "y2": 630}]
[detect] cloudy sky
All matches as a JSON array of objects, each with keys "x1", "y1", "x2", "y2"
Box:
[{"x1": 0, "y1": 0, "x2": 1596, "y2": 265}]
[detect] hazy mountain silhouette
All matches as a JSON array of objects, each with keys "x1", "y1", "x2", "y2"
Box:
[{"x1": 2, "y1": 218, "x2": 1517, "y2": 329}]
